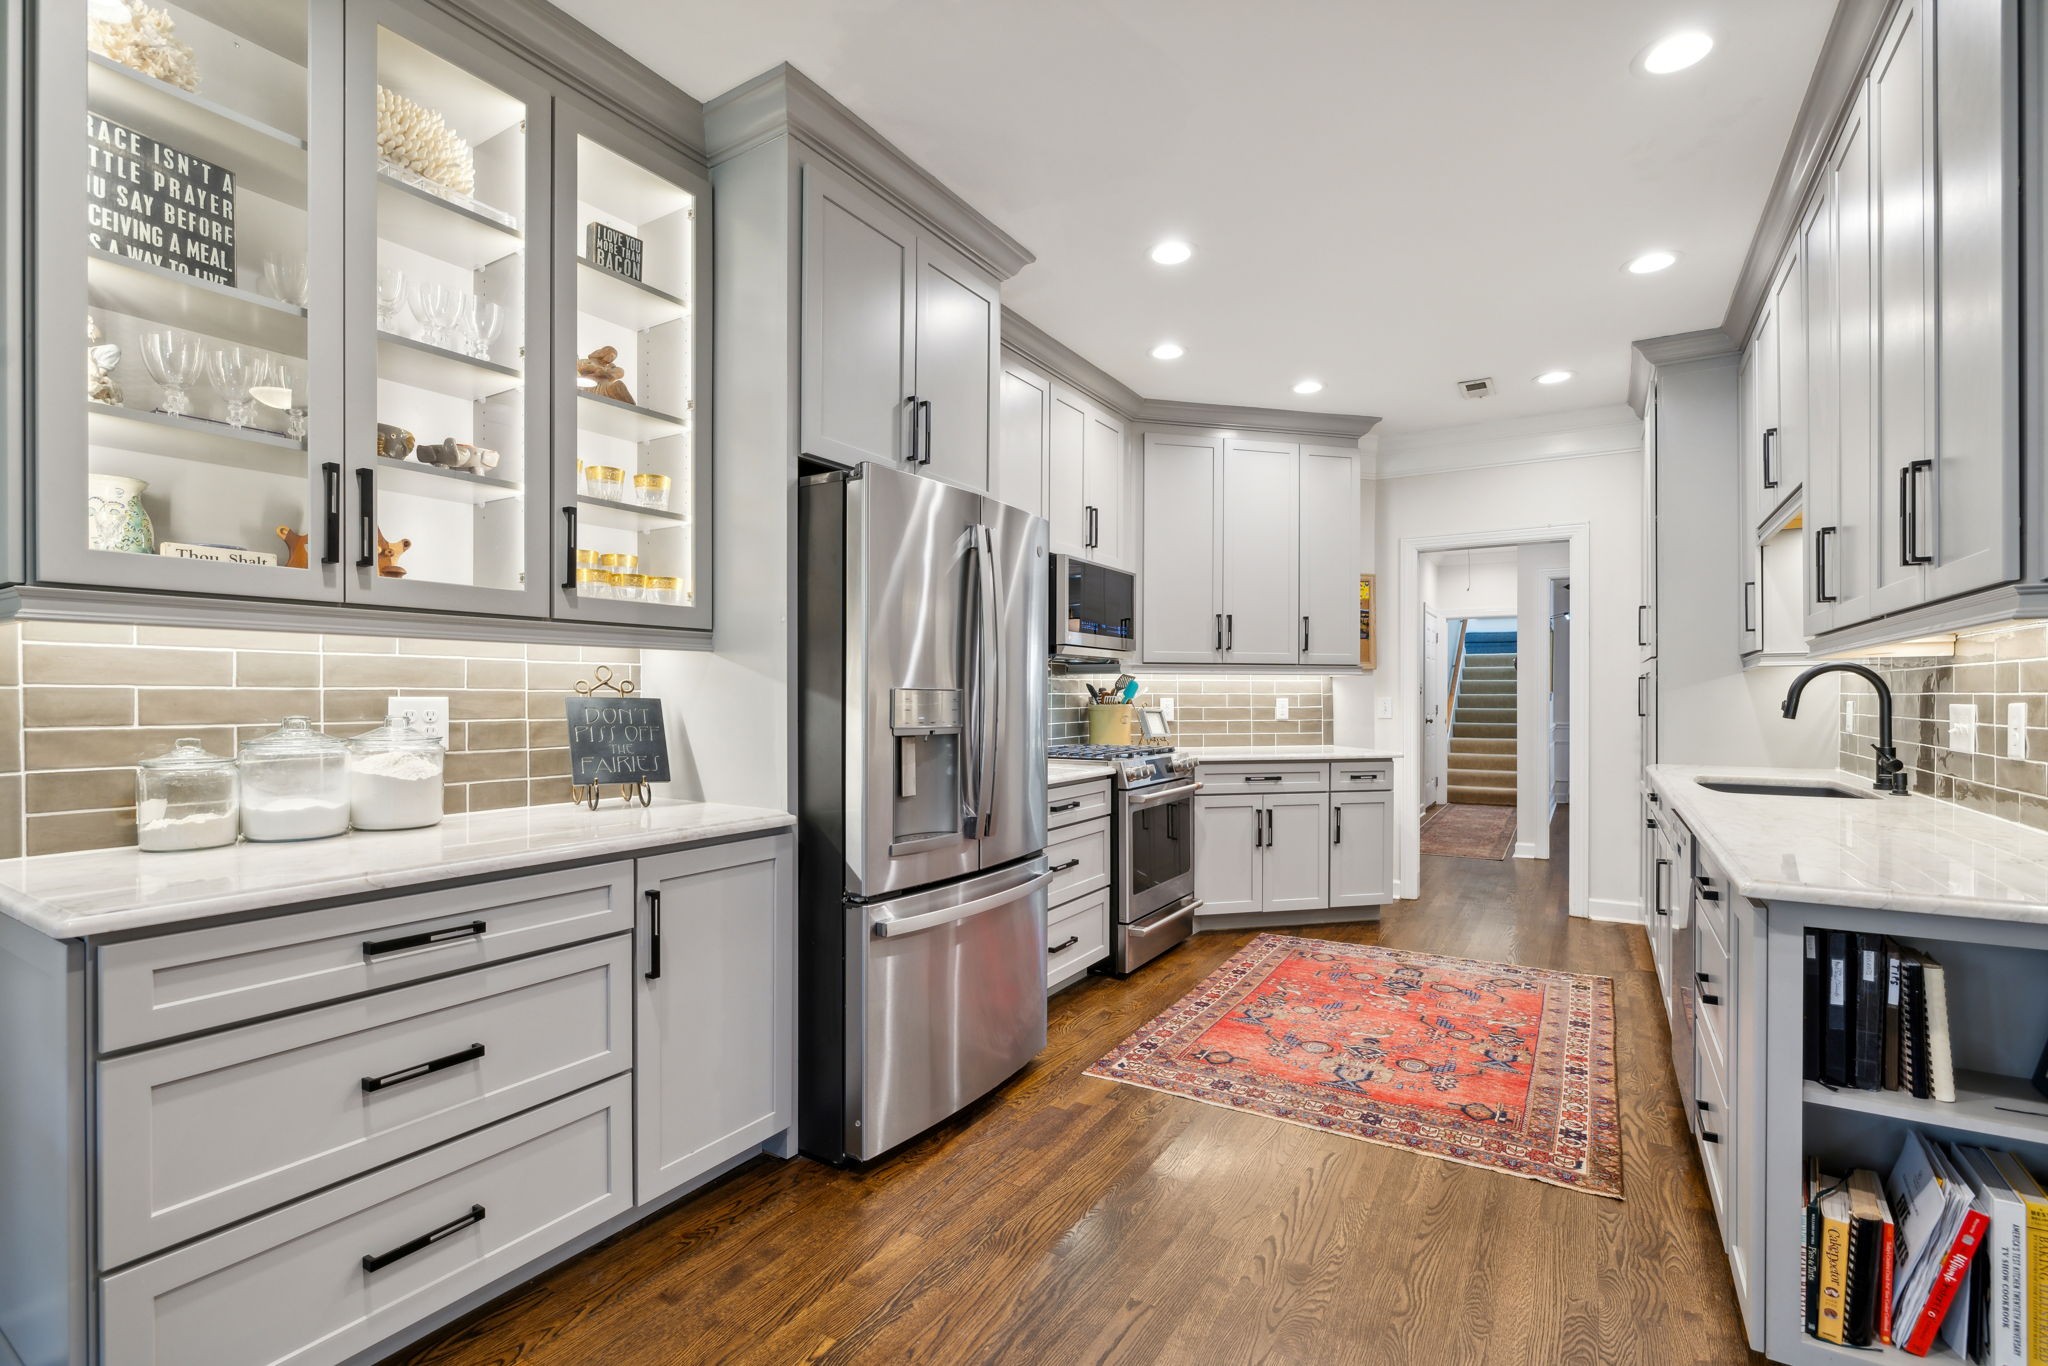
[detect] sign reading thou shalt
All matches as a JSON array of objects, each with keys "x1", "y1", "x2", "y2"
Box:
[{"x1": 566, "y1": 668, "x2": 668, "y2": 808}]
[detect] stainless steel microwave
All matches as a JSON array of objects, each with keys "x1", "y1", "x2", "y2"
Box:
[{"x1": 1050, "y1": 554, "x2": 1135, "y2": 662}]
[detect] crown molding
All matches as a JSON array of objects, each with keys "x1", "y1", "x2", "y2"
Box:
[
  {"x1": 1001, "y1": 310, "x2": 1143, "y2": 414},
  {"x1": 1720, "y1": 0, "x2": 1890, "y2": 348},
  {"x1": 425, "y1": 0, "x2": 706, "y2": 163},
  {"x1": 1373, "y1": 404, "x2": 1642, "y2": 480},
  {"x1": 1628, "y1": 328, "x2": 1739, "y2": 414},
  {"x1": 705, "y1": 64, "x2": 1035, "y2": 281}
]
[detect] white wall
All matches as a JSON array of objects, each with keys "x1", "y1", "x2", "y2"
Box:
[{"x1": 1420, "y1": 547, "x2": 1518, "y2": 619}]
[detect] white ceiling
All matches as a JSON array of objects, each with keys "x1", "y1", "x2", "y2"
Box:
[{"x1": 557, "y1": 0, "x2": 1837, "y2": 433}]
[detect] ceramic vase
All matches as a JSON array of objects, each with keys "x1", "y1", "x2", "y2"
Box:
[{"x1": 87, "y1": 473, "x2": 155, "y2": 554}]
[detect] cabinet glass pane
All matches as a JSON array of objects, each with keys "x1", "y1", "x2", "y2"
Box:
[
  {"x1": 568, "y1": 135, "x2": 697, "y2": 609},
  {"x1": 81, "y1": 0, "x2": 318, "y2": 577},
  {"x1": 368, "y1": 26, "x2": 527, "y2": 593}
]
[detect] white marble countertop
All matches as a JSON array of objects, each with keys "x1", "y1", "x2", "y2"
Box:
[
  {"x1": 1183, "y1": 745, "x2": 1401, "y2": 763},
  {"x1": 0, "y1": 799, "x2": 795, "y2": 940},
  {"x1": 1647, "y1": 764, "x2": 2048, "y2": 923},
  {"x1": 1048, "y1": 759, "x2": 1118, "y2": 786}
]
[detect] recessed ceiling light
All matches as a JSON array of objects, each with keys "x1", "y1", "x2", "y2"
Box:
[
  {"x1": 1638, "y1": 30, "x2": 1713, "y2": 75},
  {"x1": 1627, "y1": 250, "x2": 1678, "y2": 275},
  {"x1": 1150, "y1": 341, "x2": 1185, "y2": 360},
  {"x1": 1150, "y1": 239, "x2": 1193, "y2": 266},
  {"x1": 1535, "y1": 370, "x2": 1574, "y2": 385},
  {"x1": 1292, "y1": 379, "x2": 1323, "y2": 395}
]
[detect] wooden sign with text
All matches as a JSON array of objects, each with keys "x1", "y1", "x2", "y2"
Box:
[
  {"x1": 86, "y1": 112, "x2": 235, "y2": 284},
  {"x1": 586, "y1": 221, "x2": 643, "y2": 282}
]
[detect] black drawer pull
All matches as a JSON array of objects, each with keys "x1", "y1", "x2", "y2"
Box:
[
  {"x1": 1050, "y1": 858, "x2": 1081, "y2": 874},
  {"x1": 1244, "y1": 775, "x2": 1284, "y2": 783},
  {"x1": 1693, "y1": 875, "x2": 1721, "y2": 903},
  {"x1": 1700, "y1": 1129, "x2": 1722, "y2": 1145},
  {"x1": 361, "y1": 1042, "x2": 485, "y2": 1093},
  {"x1": 645, "y1": 889, "x2": 663, "y2": 981},
  {"x1": 1696, "y1": 1098, "x2": 1713, "y2": 1113},
  {"x1": 1699, "y1": 992, "x2": 1722, "y2": 1006},
  {"x1": 362, "y1": 1204, "x2": 485, "y2": 1273},
  {"x1": 1049, "y1": 935, "x2": 1080, "y2": 956},
  {"x1": 1050, "y1": 800, "x2": 1082, "y2": 814},
  {"x1": 363, "y1": 921, "x2": 485, "y2": 958}
]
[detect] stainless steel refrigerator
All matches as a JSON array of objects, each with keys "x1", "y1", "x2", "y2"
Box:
[{"x1": 797, "y1": 461, "x2": 1051, "y2": 1164}]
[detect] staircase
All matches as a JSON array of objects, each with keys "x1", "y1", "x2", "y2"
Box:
[{"x1": 1447, "y1": 641, "x2": 1517, "y2": 807}]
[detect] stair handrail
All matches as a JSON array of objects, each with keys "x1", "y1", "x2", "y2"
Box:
[{"x1": 1446, "y1": 619, "x2": 1470, "y2": 719}]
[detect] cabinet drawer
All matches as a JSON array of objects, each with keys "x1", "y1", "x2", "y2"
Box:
[
  {"x1": 98, "y1": 937, "x2": 632, "y2": 1268},
  {"x1": 1696, "y1": 1039, "x2": 1731, "y2": 1232},
  {"x1": 1330, "y1": 762, "x2": 1392, "y2": 791},
  {"x1": 1048, "y1": 779, "x2": 1111, "y2": 829},
  {"x1": 1694, "y1": 866, "x2": 1729, "y2": 950},
  {"x1": 98, "y1": 862, "x2": 637, "y2": 1050},
  {"x1": 1695, "y1": 905, "x2": 1732, "y2": 1070},
  {"x1": 1196, "y1": 762, "x2": 1327, "y2": 794},
  {"x1": 101, "y1": 1075, "x2": 632, "y2": 1366},
  {"x1": 1047, "y1": 818, "x2": 1110, "y2": 908},
  {"x1": 1047, "y1": 888, "x2": 1110, "y2": 991}
]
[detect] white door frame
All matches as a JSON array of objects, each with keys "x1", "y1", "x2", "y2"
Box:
[
  {"x1": 1397, "y1": 525, "x2": 1592, "y2": 918},
  {"x1": 1535, "y1": 567, "x2": 1573, "y2": 860}
]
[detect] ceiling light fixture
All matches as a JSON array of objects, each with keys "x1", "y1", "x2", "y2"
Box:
[
  {"x1": 1150, "y1": 341, "x2": 1185, "y2": 360},
  {"x1": 1627, "y1": 250, "x2": 1678, "y2": 275},
  {"x1": 1150, "y1": 239, "x2": 1193, "y2": 266},
  {"x1": 1292, "y1": 379, "x2": 1323, "y2": 395},
  {"x1": 1535, "y1": 370, "x2": 1574, "y2": 385},
  {"x1": 1638, "y1": 30, "x2": 1714, "y2": 75}
]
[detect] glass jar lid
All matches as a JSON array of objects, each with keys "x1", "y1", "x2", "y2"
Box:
[
  {"x1": 139, "y1": 736, "x2": 236, "y2": 772},
  {"x1": 239, "y1": 715, "x2": 348, "y2": 759},
  {"x1": 347, "y1": 719, "x2": 444, "y2": 755}
]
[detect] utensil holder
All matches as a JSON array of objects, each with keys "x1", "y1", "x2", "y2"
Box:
[{"x1": 1087, "y1": 704, "x2": 1137, "y2": 745}]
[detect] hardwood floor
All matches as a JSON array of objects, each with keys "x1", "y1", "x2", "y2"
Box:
[{"x1": 396, "y1": 809, "x2": 1760, "y2": 1365}]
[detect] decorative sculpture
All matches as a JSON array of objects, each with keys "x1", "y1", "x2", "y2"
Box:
[
  {"x1": 375, "y1": 86, "x2": 475, "y2": 196},
  {"x1": 376, "y1": 530, "x2": 412, "y2": 578},
  {"x1": 576, "y1": 345, "x2": 634, "y2": 405},
  {"x1": 88, "y1": 0, "x2": 199, "y2": 93},
  {"x1": 275, "y1": 525, "x2": 310, "y2": 569},
  {"x1": 87, "y1": 315, "x2": 122, "y2": 406}
]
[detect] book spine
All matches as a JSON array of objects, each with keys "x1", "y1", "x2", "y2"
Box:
[
  {"x1": 2028, "y1": 1199, "x2": 2048, "y2": 1366},
  {"x1": 1806, "y1": 1197, "x2": 1822, "y2": 1337},
  {"x1": 1804, "y1": 931, "x2": 1822, "y2": 1082},
  {"x1": 1824, "y1": 931, "x2": 1851, "y2": 1088},
  {"x1": 1925, "y1": 963, "x2": 1956, "y2": 1103},
  {"x1": 1854, "y1": 935, "x2": 1884, "y2": 1090},
  {"x1": 1821, "y1": 1210, "x2": 1852, "y2": 1344},
  {"x1": 1880, "y1": 1216, "x2": 1897, "y2": 1346},
  {"x1": 1905, "y1": 1210, "x2": 1991, "y2": 1357}
]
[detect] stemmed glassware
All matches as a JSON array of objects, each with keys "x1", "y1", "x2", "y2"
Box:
[
  {"x1": 261, "y1": 254, "x2": 310, "y2": 308},
  {"x1": 206, "y1": 346, "x2": 266, "y2": 428},
  {"x1": 405, "y1": 279, "x2": 463, "y2": 349},
  {"x1": 459, "y1": 296, "x2": 503, "y2": 360},
  {"x1": 376, "y1": 265, "x2": 406, "y2": 331},
  {"x1": 250, "y1": 358, "x2": 308, "y2": 439},
  {"x1": 140, "y1": 329, "x2": 203, "y2": 417}
]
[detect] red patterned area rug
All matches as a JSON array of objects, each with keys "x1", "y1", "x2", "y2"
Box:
[{"x1": 1086, "y1": 934, "x2": 1623, "y2": 1198}]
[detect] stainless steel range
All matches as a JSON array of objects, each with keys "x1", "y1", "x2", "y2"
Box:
[{"x1": 1047, "y1": 743, "x2": 1200, "y2": 974}]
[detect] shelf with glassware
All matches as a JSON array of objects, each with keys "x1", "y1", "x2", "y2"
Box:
[{"x1": 551, "y1": 108, "x2": 709, "y2": 628}]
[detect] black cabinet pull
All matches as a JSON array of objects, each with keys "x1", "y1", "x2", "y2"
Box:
[
  {"x1": 363, "y1": 921, "x2": 485, "y2": 958},
  {"x1": 906, "y1": 394, "x2": 921, "y2": 465},
  {"x1": 1333, "y1": 805, "x2": 1342, "y2": 845},
  {"x1": 1653, "y1": 858, "x2": 1670, "y2": 917},
  {"x1": 1700, "y1": 1128, "x2": 1722, "y2": 1145},
  {"x1": 1050, "y1": 858, "x2": 1081, "y2": 874},
  {"x1": 645, "y1": 889, "x2": 663, "y2": 981},
  {"x1": 1815, "y1": 525, "x2": 1837, "y2": 603},
  {"x1": 1301, "y1": 616, "x2": 1309, "y2": 653},
  {"x1": 1049, "y1": 935, "x2": 1080, "y2": 956},
  {"x1": 1214, "y1": 613, "x2": 1222, "y2": 651},
  {"x1": 1637, "y1": 604, "x2": 1649, "y2": 647},
  {"x1": 1696, "y1": 1098, "x2": 1712, "y2": 1114},
  {"x1": 1904, "y1": 459, "x2": 1934, "y2": 565},
  {"x1": 1762, "y1": 426, "x2": 1779, "y2": 489},
  {"x1": 1695, "y1": 972, "x2": 1721, "y2": 1006},
  {"x1": 361, "y1": 1042, "x2": 485, "y2": 1093},
  {"x1": 355, "y1": 467, "x2": 376, "y2": 569},
  {"x1": 919, "y1": 398, "x2": 933, "y2": 466},
  {"x1": 1265, "y1": 809, "x2": 1275, "y2": 847},
  {"x1": 362, "y1": 1204, "x2": 485, "y2": 1274},
  {"x1": 1245, "y1": 775, "x2": 1284, "y2": 783},
  {"x1": 321, "y1": 462, "x2": 342, "y2": 566},
  {"x1": 1253, "y1": 811, "x2": 1263, "y2": 849},
  {"x1": 1637, "y1": 673, "x2": 1649, "y2": 719},
  {"x1": 1742, "y1": 581, "x2": 1756, "y2": 634},
  {"x1": 561, "y1": 507, "x2": 579, "y2": 592},
  {"x1": 1694, "y1": 874, "x2": 1721, "y2": 903},
  {"x1": 1224, "y1": 614, "x2": 1233, "y2": 650},
  {"x1": 1646, "y1": 815, "x2": 1659, "y2": 830},
  {"x1": 1050, "y1": 799, "x2": 1082, "y2": 814}
]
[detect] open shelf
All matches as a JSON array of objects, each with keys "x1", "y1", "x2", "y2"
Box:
[
  {"x1": 87, "y1": 249, "x2": 307, "y2": 353},
  {"x1": 1794, "y1": 1330, "x2": 1964, "y2": 1363},
  {"x1": 575, "y1": 391, "x2": 686, "y2": 443},
  {"x1": 372, "y1": 457, "x2": 523, "y2": 505},
  {"x1": 574, "y1": 257, "x2": 687, "y2": 330},
  {"x1": 1802, "y1": 1071, "x2": 2048, "y2": 1147},
  {"x1": 88, "y1": 404, "x2": 305, "y2": 473},
  {"x1": 575, "y1": 494, "x2": 686, "y2": 528},
  {"x1": 376, "y1": 331, "x2": 521, "y2": 400},
  {"x1": 87, "y1": 53, "x2": 306, "y2": 201},
  {"x1": 176, "y1": 0, "x2": 310, "y2": 58},
  {"x1": 375, "y1": 170, "x2": 521, "y2": 272}
]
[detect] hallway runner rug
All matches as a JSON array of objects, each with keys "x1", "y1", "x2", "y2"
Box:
[
  {"x1": 1420, "y1": 803, "x2": 1517, "y2": 860},
  {"x1": 1087, "y1": 935, "x2": 1622, "y2": 1198}
]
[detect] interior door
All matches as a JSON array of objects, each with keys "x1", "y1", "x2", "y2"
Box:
[
  {"x1": 1220, "y1": 439, "x2": 1300, "y2": 664},
  {"x1": 799, "y1": 163, "x2": 916, "y2": 471},
  {"x1": 1260, "y1": 794, "x2": 1330, "y2": 915},
  {"x1": 1140, "y1": 433, "x2": 1222, "y2": 664},
  {"x1": 1046, "y1": 384, "x2": 1090, "y2": 556},
  {"x1": 1082, "y1": 408, "x2": 1126, "y2": 565},
  {"x1": 913, "y1": 234, "x2": 998, "y2": 493},
  {"x1": 1298, "y1": 445, "x2": 1360, "y2": 665},
  {"x1": 1329, "y1": 792, "x2": 1392, "y2": 908},
  {"x1": 1423, "y1": 607, "x2": 1448, "y2": 807},
  {"x1": 1194, "y1": 793, "x2": 1261, "y2": 916}
]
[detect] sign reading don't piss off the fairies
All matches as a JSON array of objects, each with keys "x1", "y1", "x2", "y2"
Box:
[
  {"x1": 566, "y1": 689, "x2": 670, "y2": 809},
  {"x1": 86, "y1": 111, "x2": 236, "y2": 285}
]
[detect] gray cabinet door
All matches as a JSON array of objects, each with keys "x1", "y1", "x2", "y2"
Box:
[
  {"x1": 635, "y1": 835, "x2": 793, "y2": 1205},
  {"x1": 1802, "y1": 154, "x2": 1841, "y2": 638},
  {"x1": 1329, "y1": 792, "x2": 1391, "y2": 908},
  {"x1": 1870, "y1": 0, "x2": 1932, "y2": 617},
  {"x1": 1260, "y1": 793, "x2": 1330, "y2": 915},
  {"x1": 996, "y1": 356, "x2": 1050, "y2": 517},
  {"x1": 1140, "y1": 432, "x2": 1221, "y2": 664},
  {"x1": 1220, "y1": 438, "x2": 1301, "y2": 664},
  {"x1": 799, "y1": 163, "x2": 917, "y2": 471},
  {"x1": 913, "y1": 235, "x2": 998, "y2": 493},
  {"x1": 1770, "y1": 244, "x2": 1806, "y2": 510},
  {"x1": 1083, "y1": 407, "x2": 1127, "y2": 565},
  {"x1": 1736, "y1": 347, "x2": 1763, "y2": 656},
  {"x1": 1194, "y1": 793, "x2": 1261, "y2": 916},
  {"x1": 1832, "y1": 89, "x2": 1879, "y2": 631},
  {"x1": 1298, "y1": 444, "x2": 1360, "y2": 666},
  {"x1": 1047, "y1": 383, "x2": 1091, "y2": 556}
]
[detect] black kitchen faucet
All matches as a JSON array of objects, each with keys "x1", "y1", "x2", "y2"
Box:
[{"x1": 1780, "y1": 663, "x2": 1909, "y2": 794}]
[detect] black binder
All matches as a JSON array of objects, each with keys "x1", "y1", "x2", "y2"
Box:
[
  {"x1": 1803, "y1": 930, "x2": 1823, "y2": 1082},
  {"x1": 1852, "y1": 933, "x2": 1884, "y2": 1091},
  {"x1": 1822, "y1": 930, "x2": 1851, "y2": 1088}
]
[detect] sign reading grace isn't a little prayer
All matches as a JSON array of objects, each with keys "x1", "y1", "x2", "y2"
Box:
[
  {"x1": 85, "y1": 112, "x2": 235, "y2": 285},
  {"x1": 566, "y1": 695, "x2": 672, "y2": 787}
]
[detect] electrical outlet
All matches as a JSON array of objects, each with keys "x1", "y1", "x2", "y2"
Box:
[
  {"x1": 1274, "y1": 697, "x2": 1290, "y2": 721},
  {"x1": 2010, "y1": 702, "x2": 2030, "y2": 760},
  {"x1": 1161, "y1": 697, "x2": 1176, "y2": 723},
  {"x1": 388, "y1": 695, "x2": 450, "y2": 744},
  {"x1": 1947, "y1": 702, "x2": 1978, "y2": 755},
  {"x1": 1376, "y1": 698, "x2": 1393, "y2": 720}
]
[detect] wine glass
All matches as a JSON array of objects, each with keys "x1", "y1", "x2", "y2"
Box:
[
  {"x1": 250, "y1": 358, "x2": 307, "y2": 439},
  {"x1": 469, "y1": 298, "x2": 504, "y2": 361},
  {"x1": 376, "y1": 265, "x2": 406, "y2": 332},
  {"x1": 207, "y1": 346, "x2": 264, "y2": 428},
  {"x1": 261, "y1": 254, "x2": 310, "y2": 308},
  {"x1": 140, "y1": 329, "x2": 203, "y2": 417},
  {"x1": 403, "y1": 278, "x2": 442, "y2": 344}
]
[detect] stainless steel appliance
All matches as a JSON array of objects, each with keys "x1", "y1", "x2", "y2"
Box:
[
  {"x1": 1049, "y1": 554, "x2": 1135, "y2": 664},
  {"x1": 797, "y1": 462, "x2": 1051, "y2": 1165},
  {"x1": 1046, "y1": 743, "x2": 1200, "y2": 974}
]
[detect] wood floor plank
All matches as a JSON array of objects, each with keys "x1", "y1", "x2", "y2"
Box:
[{"x1": 392, "y1": 807, "x2": 1764, "y2": 1366}]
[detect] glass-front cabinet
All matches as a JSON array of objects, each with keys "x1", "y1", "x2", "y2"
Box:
[{"x1": 25, "y1": 0, "x2": 711, "y2": 634}]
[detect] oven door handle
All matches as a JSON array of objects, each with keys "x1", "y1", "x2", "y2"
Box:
[{"x1": 1123, "y1": 780, "x2": 1202, "y2": 812}]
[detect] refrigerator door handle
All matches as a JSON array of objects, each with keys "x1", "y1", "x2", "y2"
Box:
[
  {"x1": 870, "y1": 869, "x2": 1055, "y2": 938},
  {"x1": 972, "y1": 523, "x2": 1001, "y2": 839}
]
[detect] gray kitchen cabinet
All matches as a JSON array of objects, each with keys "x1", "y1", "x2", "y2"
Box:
[
  {"x1": 634, "y1": 834, "x2": 795, "y2": 1205},
  {"x1": 995, "y1": 353, "x2": 1051, "y2": 518},
  {"x1": 1194, "y1": 791, "x2": 1263, "y2": 917},
  {"x1": 1767, "y1": 246, "x2": 1805, "y2": 516},
  {"x1": 1083, "y1": 404, "x2": 1128, "y2": 566},
  {"x1": 1048, "y1": 382, "x2": 1127, "y2": 564},
  {"x1": 1261, "y1": 793, "x2": 1330, "y2": 915},
  {"x1": 1298, "y1": 443, "x2": 1361, "y2": 666},
  {"x1": 1140, "y1": 431, "x2": 1223, "y2": 663},
  {"x1": 1328, "y1": 791, "x2": 1392, "y2": 908},
  {"x1": 1220, "y1": 437, "x2": 1300, "y2": 664},
  {"x1": 1735, "y1": 347, "x2": 1762, "y2": 657},
  {"x1": 798, "y1": 163, "x2": 918, "y2": 473},
  {"x1": 913, "y1": 233, "x2": 1000, "y2": 494},
  {"x1": 1196, "y1": 763, "x2": 1371, "y2": 921}
]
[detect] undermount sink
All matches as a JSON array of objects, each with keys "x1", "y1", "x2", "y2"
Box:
[{"x1": 1694, "y1": 777, "x2": 1879, "y2": 800}]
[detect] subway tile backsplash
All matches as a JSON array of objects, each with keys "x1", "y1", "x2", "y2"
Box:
[
  {"x1": 1049, "y1": 673, "x2": 1333, "y2": 747},
  {"x1": 0, "y1": 620, "x2": 642, "y2": 858},
  {"x1": 1839, "y1": 622, "x2": 2048, "y2": 831}
]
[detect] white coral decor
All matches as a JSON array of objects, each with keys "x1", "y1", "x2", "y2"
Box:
[
  {"x1": 88, "y1": 0, "x2": 199, "y2": 93},
  {"x1": 376, "y1": 86, "x2": 476, "y2": 197}
]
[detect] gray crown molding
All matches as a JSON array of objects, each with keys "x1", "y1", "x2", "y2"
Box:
[
  {"x1": 1628, "y1": 328, "x2": 1739, "y2": 414},
  {"x1": 1003, "y1": 309, "x2": 1379, "y2": 441},
  {"x1": 1720, "y1": 0, "x2": 1890, "y2": 348},
  {"x1": 705, "y1": 65, "x2": 1035, "y2": 281},
  {"x1": 1373, "y1": 404, "x2": 1642, "y2": 481},
  {"x1": 425, "y1": 0, "x2": 707, "y2": 163}
]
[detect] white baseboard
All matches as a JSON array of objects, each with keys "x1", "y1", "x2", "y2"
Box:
[
  {"x1": 1586, "y1": 896, "x2": 1642, "y2": 924},
  {"x1": 1513, "y1": 840, "x2": 1538, "y2": 859}
]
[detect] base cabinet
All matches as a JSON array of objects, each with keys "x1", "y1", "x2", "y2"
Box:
[
  {"x1": 1045, "y1": 788, "x2": 1112, "y2": 992},
  {"x1": 1329, "y1": 792, "x2": 1393, "y2": 907},
  {"x1": 1194, "y1": 762, "x2": 1389, "y2": 919}
]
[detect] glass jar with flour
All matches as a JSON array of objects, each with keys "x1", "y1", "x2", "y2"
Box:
[
  {"x1": 135, "y1": 737, "x2": 240, "y2": 852},
  {"x1": 237, "y1": 716, "x2": 351, "y2": 841},
  {"x1": 346, "y1": 720, "x2": 446, "y2": 830}
]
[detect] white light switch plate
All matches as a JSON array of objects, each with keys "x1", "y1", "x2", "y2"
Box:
[
  {"x1": 1377, "y1": 698, "x2": 1394, "y2": 720},
  {"x1": 387, "y1": 695, "x2": 450, "y2": 744},
  {"x1": 2010, "y1": 702, "x2": 2029, "y2": 759},
  {"x1": 1947, "y1": 702, "x2": 1978, "y2": 755},
  {"x1": 1274, "y1": 697, "x2": 1290, "y2": 721}
]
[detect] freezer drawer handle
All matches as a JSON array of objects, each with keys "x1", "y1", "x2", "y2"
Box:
[
  {"x1": 870, "y1": 869, "x2": 1055, "y2": 939},
  {"x1": 1050, "y1": 799, "x2": 1083, "y2": 814},
  {"x1": 361, "y1": 1043, "x2": 485, "y2": 1094},
  {"x1": 1048, "y1": 935, "x2": 1080, "y2": 956},
  {"x1": 362, "y1": 1205, "x2": 485, "y2": 1274},
  {"x1": 1050, "y1": 858, "x2": 1081, "y2": 874},
  {"x1": 362, "y1": 921, "x2": 485, "y2": 958}
]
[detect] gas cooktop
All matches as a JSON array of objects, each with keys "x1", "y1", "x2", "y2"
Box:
[{"x1": 1047, "y1": 743, "x2": 1175, "y2": 760}]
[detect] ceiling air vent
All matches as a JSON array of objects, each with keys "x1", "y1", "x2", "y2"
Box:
[{"x1": 1457, "y1": 376, "x2": 1495, "y2": 400}]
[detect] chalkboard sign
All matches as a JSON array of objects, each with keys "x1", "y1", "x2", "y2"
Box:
[
  {"x1": 566, "y1": 695, "x2": 670, "y2": 787},
  {"x1": 86, "y1": 112, "x2": 235, "y2": 284},
  {"x1": 586, "y1": 222, "x2": 643, "y2": 282}
]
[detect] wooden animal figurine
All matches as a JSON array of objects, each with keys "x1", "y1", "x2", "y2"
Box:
[
  {"x1": 414, "y1": 437, "x2": 463, "y2": 468},
  {"x1": 376, "y1": 530, "x2": 411, "y2": 578},
  {"x1": 576, "y1": 345, "x2": 634, "y2": 405},
  {"x1": 275, "y1": 525, "x2": 309, "y2": 569}
]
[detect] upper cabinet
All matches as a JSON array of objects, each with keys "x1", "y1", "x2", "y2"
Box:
[
  {"x1": 997, "y1": 350, "x2": 1130, "y2": 566},
  {"x1": 1298, "y1": 443, "x2": 1361, "y2": 666},
  {"x1": 799, "y1": 161, "x2": 998, "y2": 493}
]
